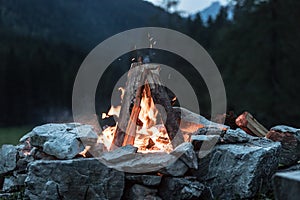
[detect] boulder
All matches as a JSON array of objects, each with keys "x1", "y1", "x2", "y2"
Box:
[
  {"x1": 159, "y1": 159, "x2": 188, "y2": 177},
  {"x1": 25, "y1": 158, "x2": 124, "y2": 200},
  {"x1": 0, "y1": 145, "x2": 18, "y2": 175},
  {"x1": 192, "y1": 138, "x2": 281, "y2": 199},
  {"x1": 171, "y1": 142, "x2": 198, "y2": 169},
  {"x1": 20, "y1": 123, "x2": 98, "y2": 159},
  {"x1": 158, "y1": 177, "x2": 211, "y2": 200},
  {"x1": 125, "y1": 174, "x2": 162, "y2": 186},
  {"x1": 2, "y1": 174, "x2": 27, "y2": 192},
  {"x1": 190, "y1": 135, "x2": 220, "y2": 152},
  {"x1": 222, "y1": 128, "x2": 254, "y2": 143},
  {"x1": 126, "y1": 184, "x2": 161, "y2": 200},
  {"x1": 0, "y1": 192, "x2": 24, "y2": 199},
  {"x1": 266, "y1": 125, "x2": 300, "y2": 166},
  {"x1": 272, "y1": 170, "x2": 300, "y2": 200}
]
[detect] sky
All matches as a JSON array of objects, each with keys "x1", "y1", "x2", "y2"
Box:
[{"x1": 144, "y1": 0, "x2": 229, "y2": 14}]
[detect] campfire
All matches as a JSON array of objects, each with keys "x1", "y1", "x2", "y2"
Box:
[
  {"x1": 1, "y1": 61, "x2": 293, "y2": 199},
  {"x1": 100, "y1": 62, "x2": 183, "y2": 153}
]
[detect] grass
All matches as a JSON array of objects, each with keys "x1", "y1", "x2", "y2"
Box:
[{"x1": 0, "y1": 126, "x2": 33, "y2": 147}]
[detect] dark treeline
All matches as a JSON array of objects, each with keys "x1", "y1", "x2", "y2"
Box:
[{"x1": 0, "y1": 0, "x2": 300, "y2": 128}]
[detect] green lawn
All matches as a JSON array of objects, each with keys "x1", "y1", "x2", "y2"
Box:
[{"x1": 0, "y1": 126, "x2": 33, "y2": 147}]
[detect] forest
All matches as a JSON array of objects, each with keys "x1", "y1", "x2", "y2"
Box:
[{"x1": 0, "y1": 0, "x2": 299, "y2": 128}]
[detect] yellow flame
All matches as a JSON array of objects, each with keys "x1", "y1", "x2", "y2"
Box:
[{"x1": 99, "y1": 82, "x2": 173, "y2": 153}]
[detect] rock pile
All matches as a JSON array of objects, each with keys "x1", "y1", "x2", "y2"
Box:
[{"x1": 1, "y1": 120, "x2": 299, "y2": 199}]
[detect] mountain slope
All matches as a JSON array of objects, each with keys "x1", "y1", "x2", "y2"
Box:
[
  {"x1": 0, "y1": 0, "x2": 171, "y2": 50},
  {"x1": 200, "y1": 1, "x2": 222, "y2": 22},
  {"x1": 191, "y1": 1, "x2": 233, "y2": 23}
]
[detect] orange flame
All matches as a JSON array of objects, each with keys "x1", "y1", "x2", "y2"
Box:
[
  {"x1": 102, "y1": 106, "x2": 121, "y2": 119},
  {"x1": 100, "y1": 83, "x2": 172, "y2": 153}
]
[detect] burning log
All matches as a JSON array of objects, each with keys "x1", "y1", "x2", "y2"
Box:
[
  {"x1": 110, "y1": 63, "x2": 183, "y2": 150},
  {"x1": 122, "y1": 70, "x2": 148, "y2": 146},
  {"x1": 235, "y1": 112, "x2": 268, "y2": 137}
]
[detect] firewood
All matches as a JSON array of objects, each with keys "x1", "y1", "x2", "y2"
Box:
[
  {"x1": 110, "y1": 63, "x2": 184, "y2": 150},
  {"x1": 235, "y1": 112, "x2": 268, "y2": 137},
  {"x1": 122, "y1": 70, "x2": 147, "y2": 146},
  {"x1": 110, "y1": 63, "x2": 145, "y2": 150}
]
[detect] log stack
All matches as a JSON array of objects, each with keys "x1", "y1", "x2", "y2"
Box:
[{"x1": 110, "y1": 63, "x2": 183, "y2": 150}]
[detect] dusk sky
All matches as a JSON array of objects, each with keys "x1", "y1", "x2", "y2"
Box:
[{"x1": 144, "y1": 0, "x2": 229, "y2": 14}]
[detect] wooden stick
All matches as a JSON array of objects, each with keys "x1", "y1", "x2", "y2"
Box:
[
  {"x1": 110, "y1": 63, "x2": 183, "y2": 149},
  {"x1": 122, "y1": 71, "x2": 148, "y2": 146},
  {"x1": 235, "y1": 112, "x2": 268, "y2": 137}
]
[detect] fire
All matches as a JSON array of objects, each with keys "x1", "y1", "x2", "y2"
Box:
[
  {"x1": 138, "y1": 83, "x2": 158, "y2": 129},
  {"x1": 102, "y1": 106, "x2": 121, "y2": 119},
  {"x1": 101, "y1": 83, "x2": 173, "y2": 153}
]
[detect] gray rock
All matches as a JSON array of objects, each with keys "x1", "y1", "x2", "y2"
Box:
[
  {"x1": 126, "y1": 174, "x2": 162, "y2": 186},
  {"x1": 0, "y1": 145, "x2": 18, "y2": 175},
  {"x1": 171, "y1": 142, "x2": 198, "y2": 169},
  {"x1": 174, "y1": 107, "x2": 229, "y2": 131},
  {"x1": 158, "y1": 177, "x2": 210, "y2": 200},
  {"x1": 192, "y1": 138, "x2": 281, "y2": 199},
  {"x1": 20, "y1": 123, "x2": 98, "y2": 159},
  {"x1": 159, "y1": 159, "x2": 188, "y2": 177},
  {"x1": 100, "y1": 145, "x2": 138, "y2": 163},
  {"x1": 25, "y1": 158, "x2": 124, "y2": 200},
  {"x1": 266, "y1": 125, "x2": 300, "y2": 166},
  {"x1": 194, "y1": 126, "x2": 225, "y2": 135},
  {"x1": 273, "y1": 170, "x2": 300, "y2": 200},
  {"x1": 222, "y1": 128, "x2": 254, "y2": 143},
  {"x1": 0, "y1": 192, "x2": 24, "y2": 199},
  {"x1": 126, "y1": 184, "x2": 160, "y2": 200},
  {"x1": 2, "y1": 174, "x2": 27, "y2": 192},
  {"x1": 271, "y1": 125, "x2": 300, "y2": 134},
  {"x1": 278, "y1": 163, "x2": 300, "y2": 173},
  {"x1": 99, "y1": 147, "x2": 178, "y2": 173},
  {"x1": 190, "y1": 134, "x2": 220, "y2": 153}
]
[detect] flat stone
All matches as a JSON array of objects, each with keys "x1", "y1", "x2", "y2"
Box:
[
  {"x1": 158, "y1": 177, "x2": 210, "y2": 200},
  {"x1": 222, "y1": 128, "x2": 254, "y2": 143},
  {"x1": 171, "y1": 142, "x2": 198, "y2": 169},
  {"x1": 0, "y1": 145, "x2": 18, "y2": 175},
  {"x1": 25, "y1": 158, "x2": 124, "y2": 200},
  {"x1": 266, "y1": 125, "x2": 300, "y2": 166},
  {"x1": 126, "y1": 174, "x2": 162, "y2": 186},
  {"x1": 2, "y1": 174, "x2": 27, "y2": 192},
  {"x1": 273, "y1": 170, "x2": 300, "y2": 200},
  {"x1": 20, "y1": 123, "x2": 98, "y2": 159},
  {"x1": 99, "y1": 146, "x2": 178, "y2": 173},
  {"x1": 192, "y1": 138, "x2": 281, "y2": 199},
  {"x1": 174, "y1": 107, "x2": 229, "y2": 131},
  {"x1": 100, "y1": 145, "x2": 138, "y2": 163},
  {"x1": 126, "y1": 184, "x2": 160, "y2": 200}
]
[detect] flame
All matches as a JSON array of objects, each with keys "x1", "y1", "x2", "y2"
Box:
[
  {"x1": 100, "y1": 83, "x2": 173, "y2": 153},
  {"x1": 101, "y1": 125, "x2": 117, "y2": 149},
  {"x1": 138, "y1": 84, "x2": 158, "y2": 129},
  {"x1": 79, "y1": 146, "x2": 91, "y2": 157},
  {"x1": 102, "y1": 106, "x2": 121, "y2": 119},
  {"x1": 119, "y1": 87, "x2": 125, "y2": 101}
]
